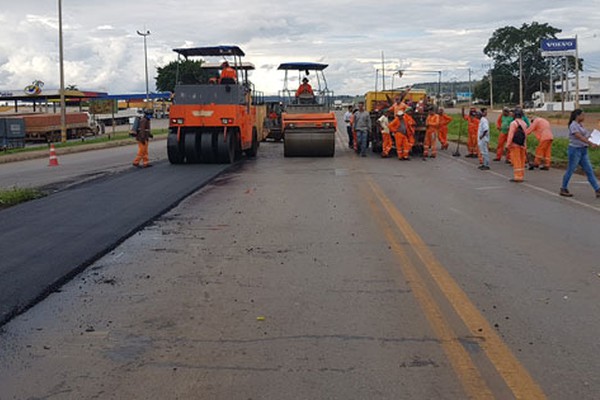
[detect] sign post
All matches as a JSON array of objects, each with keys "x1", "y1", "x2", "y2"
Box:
[{"x1": 541, "y1": 38, "x2": 578, "y2": 108}]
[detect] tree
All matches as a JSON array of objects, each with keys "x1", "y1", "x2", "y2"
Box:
[
  {"x1": 483, "y1": 22, "x2": 582, "y2": 105},
  {"x1": 155, "y1": 60, "x2": 209, "y2": 93}
]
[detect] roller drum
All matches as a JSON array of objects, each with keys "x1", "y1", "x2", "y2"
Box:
[{"x1": 284, "y1": 129, "x2": 335, "y2": 157}]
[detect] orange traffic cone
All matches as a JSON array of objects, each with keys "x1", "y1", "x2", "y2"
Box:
[{"x1": 48, "y1": 144, "x2": 59, "y2": 167}]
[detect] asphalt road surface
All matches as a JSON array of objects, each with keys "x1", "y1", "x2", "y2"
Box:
[
  {"x1": 0, "y1": 126, "x2": 599, "y2": 399},
  {"x1": 0, "y1": 144, "x2": 231, "y2": 325}
]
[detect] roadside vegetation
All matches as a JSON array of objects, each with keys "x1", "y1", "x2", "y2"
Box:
[
  {"x1": 0, "y1": 187, "x2": 45, "y2": 209},
  {"x1": 446, "y1": 114, "x2": 600, "y2": 174}
]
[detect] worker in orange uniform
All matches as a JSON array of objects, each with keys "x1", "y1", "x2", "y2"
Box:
[
  {"x1": 437, "y1": 108, "x2": 452, "y2": 150},
  {"x1": 463, "y1": 107, "x2": 479, "y2": 158},
  {"x1": 423, "y1": 108, "x2": 440, "y2": 158},
  {"x1": 389, "y1": 110, "x2": 411, "y2": 160},
  {"x1": 296, "y1": 77, "x2": 314, "y2": 97},
  {"x1": 132, "y1": 109, "x2": 153, "y2": 168},
  {"x1": 526, "y1": 116, "x2": 554, "y2": 170},
  {"x1": 377, "y1": 109, "x2": 393, "y2": 157},
  {"x1": 495, "y1": 107, "x2": 513, "y2": 163},
  {"x1": 506, "y1": 109, "x2": 528, "y2": 182},
  {"x1": 219, "y1": 61, "x2": 237, "y2": 84}
]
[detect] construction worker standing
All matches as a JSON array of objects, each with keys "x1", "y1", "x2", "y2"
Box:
[
  {"x1": 423, "y1": 108, "x2": 440, "y2": 158},
  {"x1": 219, "y1": 61, "x2": 237, "y2": 84},
  {"x1": 463, "y1": 107, "x2": 479, "y2": 158},
  {"x1": 132, "y1": 109, "x2": 153, "y2": 168},
  {"x1": 495, "y1": 107, "x2": 513, "y2": 162},
  {"x1": 477, "y1": 108, "x2": 490, "y2": 170},
  {"x1": 506, "y1": 109, "x2": 528, "y2": 182},
  {"x1": 377, "y1": 109, "x2": 393, "y2": 158},
  {"x1": 437, "y1": 107, "x2": 452, "y2": 150},
  {"x1": 526, "y1": 116, "x2": 554, "y2": 170},
  {"x1": 343, "y1": 105, "x2": 354, "y2": 149},
  {"x1": 390, "y1": 110, "x2": 411, "y2": 160},
  {"x1": 353, "y1": 102, "x2": 371, "y2": 157}
]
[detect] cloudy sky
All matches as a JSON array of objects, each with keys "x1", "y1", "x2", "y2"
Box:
[{"x1": 0, "y1": 1, "x2": 599, "y2": 96}]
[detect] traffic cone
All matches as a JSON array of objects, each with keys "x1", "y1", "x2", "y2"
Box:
[{"x1": 48, "y1": 144, "x2": 59, "y2": 167}]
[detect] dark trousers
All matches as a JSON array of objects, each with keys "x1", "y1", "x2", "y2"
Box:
[{"x1": 346, "y1": 125, "x2": 353, "y2": 147}]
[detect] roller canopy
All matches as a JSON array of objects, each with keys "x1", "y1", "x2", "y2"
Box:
[
  {"x1": 277, "y1": 62, "x2": 328, "y2": 71},
  {"x1": 173, "y1": 46, "x2": 245, "y2": 58}
]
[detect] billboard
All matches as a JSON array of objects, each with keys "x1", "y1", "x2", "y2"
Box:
[{"x1": 541, "y1": 38, "x2": 577, "y2": 57}]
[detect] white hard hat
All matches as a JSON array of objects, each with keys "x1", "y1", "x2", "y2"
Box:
[{"x1": 397, "y1": 110, "x2": 404, "y2": 116}]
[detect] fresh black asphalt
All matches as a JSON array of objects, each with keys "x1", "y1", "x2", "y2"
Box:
[{"x1": 0, "y1": 161, "x2": 232, "y2": 326}]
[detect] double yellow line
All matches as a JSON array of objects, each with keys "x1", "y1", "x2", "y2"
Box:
[{"x1": 363, "y1": 176, "x2": 546, "y2": 399}]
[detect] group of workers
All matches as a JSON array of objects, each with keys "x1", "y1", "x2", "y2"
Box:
[{"x1": 345, "y1": 96, "x2": 563, "y2": 185}]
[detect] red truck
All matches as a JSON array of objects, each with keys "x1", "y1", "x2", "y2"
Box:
[{"x1": 11, "y1": 112, "x2": 100, "y2": 142}]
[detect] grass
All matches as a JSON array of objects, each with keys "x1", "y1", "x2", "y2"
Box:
[
  {"x1": 0, "y1": 128, "x2": 168, "y2": 156},
  {"x1": 446, "y1": 114, "x2": 600, "y2": 174},
  {"x1": 0, "y1": 187, "x2": 45, "y2": 209}
]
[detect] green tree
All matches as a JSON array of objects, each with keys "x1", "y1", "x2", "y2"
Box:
[
  {"x1": 483, "y1": 22, "x2": 582, "y2": 105},
  {"x1": 155, "y1": 60, "x2": 209, "y2": 92}
]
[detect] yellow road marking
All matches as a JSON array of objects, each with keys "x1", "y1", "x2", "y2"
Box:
[
  {"x1": 363, "y1": 186, "x2": 495, "y2": 399},
  {"x1": 367, "y1": 177, "x2": 547, "y2": 399}
]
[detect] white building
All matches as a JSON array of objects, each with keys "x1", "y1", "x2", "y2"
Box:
[{"x1": 533, "y1": 74, "x2": 600, "y2": 111}]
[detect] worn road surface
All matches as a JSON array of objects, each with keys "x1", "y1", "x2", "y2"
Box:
[{"x1": 0, "y1": 125, "x2": 599, "y2": 399}]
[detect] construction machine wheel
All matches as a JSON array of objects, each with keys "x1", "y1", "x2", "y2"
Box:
[
  {"x1": 184, "y1": 132, "x2": 201, "y2": 163},
  {"x1": 216, "y1": 131, "x2": 235, "y2": 164},
  {"x1": 284, "y1": 130, "x2": 335, "y2": 157},
  {"x1": 244, "y1": 128, "x2": 258, "y2": 157},
  {"x1": 200, "y1": 132, "x2": 217, "y2": 163},
  {"x1": 167, "y1": 133, "x2": 185, "y2": 164}
]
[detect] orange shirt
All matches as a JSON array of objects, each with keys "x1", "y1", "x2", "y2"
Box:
[
  {"x1": 525, "y1": 117, "x2": 553, "y2": 142},
  {"x1": 404, "y1": 114, "x2": 416, "y2": 136},
  {"x1": 507, "y1": 119, "x2": 528, "y2": 149},
  {"x1": 219, "y1": 67, "x2": 237, "y2": 83},
  {"x1": 438, "y1": 113, "x2": 452, "y2": 133},
  {"x1": 426, "y1": 114, "x2": 440, "y2": 133},
  {"x1": 295, "y1": 83, "x2": 314, "y2": 97},
  {"x1": 464, "y1": 115, "x2": 479, "y2": 135}
]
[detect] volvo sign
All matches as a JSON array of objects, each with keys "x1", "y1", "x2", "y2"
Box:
[{"x1": 541, "y1": 38, "x2": 577, "y2": 57}]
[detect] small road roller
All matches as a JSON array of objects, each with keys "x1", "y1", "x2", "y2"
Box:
[
  {"x1": 277, "y1": 62, "x2": 336, "y2": 157},
  {"x1": 167, "y1": 46, "x2": 265, "y2": 164}
]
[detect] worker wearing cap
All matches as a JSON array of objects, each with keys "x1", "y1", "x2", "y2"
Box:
[
  {"x1": 295, "y1": 77, "x2": 314, "y2": 97},
  {"x1": 463, "y1": 107, "x2": 479, "y2": 158},
  {"x1": 389, "y1": 110, "x2": 411, "y2": 160},
  {"x1": 219, "y1": 61, "x2": 237, "y2": 84},
  {"x1": 506, "y1": 109, "x2": 528, "y2": 182},
  {"x1": 423, "y1": 108, "x2": 440, "y2": 158},
  {"x1": 377, "y1": 109, "x2": 394, "y2": 158},
  {"x1": 437, "y1": 108, "x2": 452, "y2": 150},
  {"x1": 526, "y1": 116, "x2": 554, "y2": 170},
  {"x1": 495, "y1": 107, "x2": 513, "y2": 163},
  {"x1": 132, "y1": 109, "x2": 153, "y2": 168}
]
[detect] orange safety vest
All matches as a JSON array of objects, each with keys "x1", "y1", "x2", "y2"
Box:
[
  {"x1": 296, "y1": 83, "x2": 314, "y2": 97},
  {"x1": 219, "y1": 67, "x2": 237, "y2": 83}
]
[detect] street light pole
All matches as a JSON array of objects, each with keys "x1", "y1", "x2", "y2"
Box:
[
  {"x1": 58, "y1": 0, "x2": 66, "y2": 143},
  {"x1": 137, "y1": 29, "x2": 151, "y2": 102}
]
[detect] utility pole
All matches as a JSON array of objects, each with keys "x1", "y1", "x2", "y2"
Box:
[
  {"x1": 137, "y1": 29, "x2": 151, "y2": 102},
  {"x1": 489, "y1": 72, "x2": 494, "y2": 111},
  {"x1": 575, "y1": 35, "x2": 580, "y2": 109},
  {"x1": 549, "y1": 58, "x2": 553, "y2": 103},
  {"x1": 58, "y1": 0, "x2": 66, "y2": 143},
  {"x1": 519, "y1": 51, "x2": 524, "y2": 107},
  {"x1": 561, "y1": 56, "x2": 565, "y2": 112},
  {"x1": 468, "y1": 68, "x2": 472, "y2": 106},
  {"x1": 381, "y1": 51, "x2": 385, "y2": 92}
]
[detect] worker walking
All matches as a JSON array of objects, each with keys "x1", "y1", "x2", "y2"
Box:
[
  {"x1": 390, "y1": 110, "x2": 411, "y2": 160},
  {"x1": 477, "y1": 108, "x2": 490, "y2": 170},
  {"x1": 132, "y1": 109, "x2": 153, "y2": 168},
  {"x1": 437, "y1": 108, "x2": 452, "y2": 150},
  {"x1": 506, "y1": 109, "x2": 528, "y2": 182},
  {"x1": 526, "y1": 116, "x2": 554, "y2": 170},
  {"x1": 463, "y1": 107, "x2": 479, "y2": 158},
  {"x1": 377, "y1": 110, "x2": 393, "y2": 158},
  {"x1": 423, "y1": 108, "x2": 440, "y2": 158},
  {"x1": 353, "y1": 102, "x2": 371, "y2": 157}
]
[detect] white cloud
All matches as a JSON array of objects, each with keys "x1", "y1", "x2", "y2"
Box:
[{"x1": 0, "y1": 1, "x2": 598, "y2": 95}]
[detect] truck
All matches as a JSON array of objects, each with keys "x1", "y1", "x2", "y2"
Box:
[
  {"x1": 5, "y1": 112, "x2": 100, "y2": 142},
  {"x1": 0, "y1": 117, "x2": 26, "y2": 149}
]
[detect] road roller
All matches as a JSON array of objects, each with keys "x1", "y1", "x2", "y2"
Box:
[
  {"x1": 167, "y1": 46, "x2": 266, "y2": 164},
  {"x1": 277, "y1": 62, "x2": 336, "y2": 157}
]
